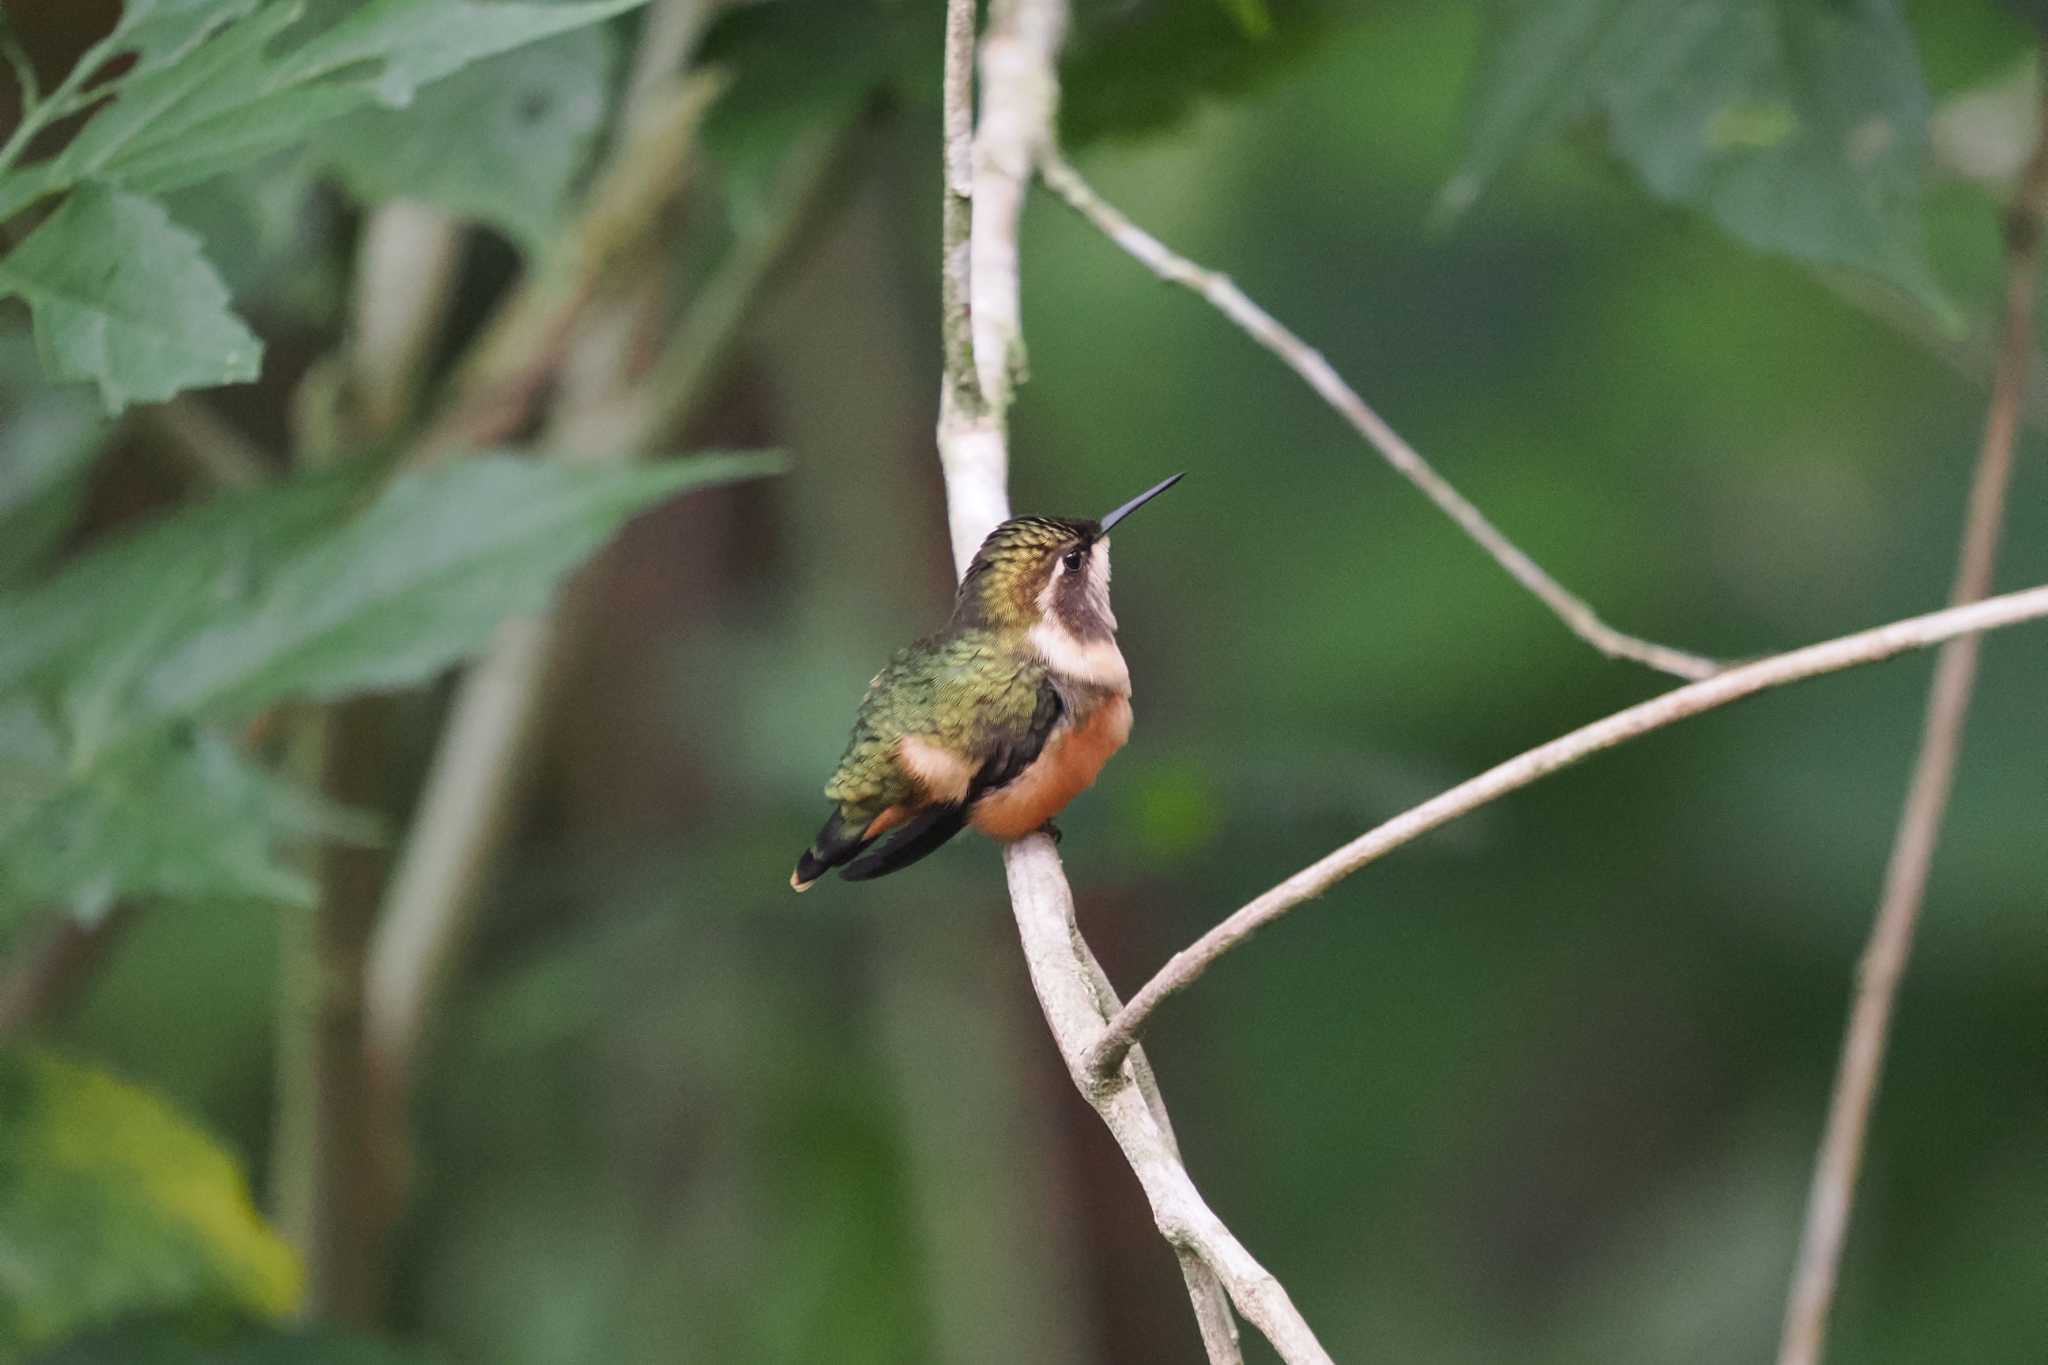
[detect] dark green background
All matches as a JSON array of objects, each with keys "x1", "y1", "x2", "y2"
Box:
[{"x1": 38, "y1": 2, "x2": 2048, "y2": 1360}]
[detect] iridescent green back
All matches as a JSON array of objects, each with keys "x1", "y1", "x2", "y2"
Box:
[{"x1": 821, "y1": 628, "x2": 1050, "y2": 820}]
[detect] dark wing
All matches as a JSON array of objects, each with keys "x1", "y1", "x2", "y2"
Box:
[
  {"x1": 793, "y1": 806, "x2": 883, "y2": 890},
  {"x1": 969, "y1": 678, "x2": 1064, "y2": 799},
  {"x1": 838, "y1": 805, "x2": 968, "y2": 881},
  {"x1": 836, "y1": 680, "x2": 1064, "y2": 883}
]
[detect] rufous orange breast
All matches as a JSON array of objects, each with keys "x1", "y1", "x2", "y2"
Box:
[{"x1": 969, "y1": 694, "x2": 1134, "y2": 840}]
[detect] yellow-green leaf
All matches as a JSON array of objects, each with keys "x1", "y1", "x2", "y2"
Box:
[{"x1": 0, "y1": 1050, "x2": 300, "y2": 1357}]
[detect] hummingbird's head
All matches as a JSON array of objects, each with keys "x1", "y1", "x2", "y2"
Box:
[{"x1": 951, "y1": 474, "x2": 1184, "y2": 646}]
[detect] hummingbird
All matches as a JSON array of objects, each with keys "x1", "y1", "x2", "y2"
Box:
[{"x1": 791, "y1": 472, "x2": 1185, "y2": 890}]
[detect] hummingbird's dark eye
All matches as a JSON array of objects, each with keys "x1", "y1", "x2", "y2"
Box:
[{"x1": 1061, "y1": 548, "x2": 1085, "y2": 574}]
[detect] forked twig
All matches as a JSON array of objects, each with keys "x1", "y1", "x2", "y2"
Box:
[
  {"x1": 1087, "y1": 582, "x2": 2048, "y2": 1081},
  {"x1": 1038, "y1": 151, "x2": 1720, "y2": 682}
]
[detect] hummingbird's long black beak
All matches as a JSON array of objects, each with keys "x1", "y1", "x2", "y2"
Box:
[{"x1": 1096, "y1": 472, "x2": 1185, "y2": 534}]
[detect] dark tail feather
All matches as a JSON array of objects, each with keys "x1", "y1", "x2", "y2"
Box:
[
  {"x1": 791, "y1": 808, "x2": 878, "y2": 892},
  {"x1": 840, "y1": 805, "x2": 967, "y2": 882}
]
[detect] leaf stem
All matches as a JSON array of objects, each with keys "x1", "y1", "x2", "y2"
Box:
[
  {"x1": 138, "y1": 396, "x2": 276, "y2": 487},
  {"x1": 0, "y1": 18, "x2": 41, "y2": 117},
  {"x1": 0, "y1": 29, "x2": 117, "y2": 183}
]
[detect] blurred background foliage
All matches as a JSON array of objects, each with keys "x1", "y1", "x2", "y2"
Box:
[{"x1": 1, "y1": 0, "x2": 2044, "y2": 1362}]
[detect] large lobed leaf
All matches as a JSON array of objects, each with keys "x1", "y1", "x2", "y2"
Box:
[
  {"x1": 0, "y1": 452, "x2": 782, "y2": 923},
  {"x1": 132, "y1": 452, "x2": 783, "y2": 722},
  {"x1": 0, "y1": 468, "x2": 370, "y2": 699},
  {"x1": 1444, "y1": 0, "x2": 1947, "y2": 314},
  {"x1": 0, "y1": 1049, "x2": 299, "y2": 1357},
  {"x1": 0, "y1": 0, "x2": 652, "y2": 412}
]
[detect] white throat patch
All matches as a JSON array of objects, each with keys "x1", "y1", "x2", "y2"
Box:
[{"x1": 1028, "y1": 619, "x2": 1131, "y2": 693}]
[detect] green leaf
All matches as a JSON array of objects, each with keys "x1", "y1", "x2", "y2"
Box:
[
  {"x1": 1444, "y1": 0, "x2": 1949, "y2": 314},
  {"x1": 0, "y1": 0, "x2": 653, "y2": 221},
  {"x1": 0, "y1": 453, "x2": 779, "y2": 922},
  {"x1": 0, "y1": 336, "x2": 113, "y2": 583},
  {"x1": 0, "y1": 466, "x2": 370, "y2": 697},
  {"x1": 30, "y1": 1324, "x2": 436, "y2": 1365},
  {"x1": 133, "y1": 452, "x2": 785, "y2": 722},
  {"x1": 0, "y1": 722, "x2": 378, "y2": 920},
  {"x1": 700, "y1": 0, "x2": 925, "y2": 225},
  {"x1": 112, "y1": 0, "x2": 267, "y2": 81},
  {"x1": 159, "y1": 156, "x2": 339, "y2": 327},
  {"x1": 313, "y1": 25, "x2": 619, "y2": 249},
  {"x1": 697, "y1": 0, "x2": 1340, "y2": 157},
  {"x1": 1059, "y1": 0, "x2": 1342, "y2": 145},
  {"x1": 0, "y1": 5, "x2": 308, "y2": 222},
  {"x1": 0, "y1": 1049, "x2": 299, "y2": 1356},
  {"x1": 0, "y1": 186, "x2": 260, "y2": 413}
]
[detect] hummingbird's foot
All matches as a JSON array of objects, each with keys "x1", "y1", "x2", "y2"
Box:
[{"x1": 1037, "y1": 819, "x2": 1063, "y2": 845}]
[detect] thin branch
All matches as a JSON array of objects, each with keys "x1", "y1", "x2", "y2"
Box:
[
  {"x1": 0, "y1": 18, "x2": 40, "y2": 116},
  {"x1": 1005, "y1": 845, "x2": 1323, "y2": 1364},
  {"x1": 1087, "y1": 580, "x2": 2048, "y2": 1081},
  {"x1": 138, "y1": 395, "x2": 275, "y2": 487},
  {"x1": 0, "y1": 906, "x2": 134, "y2": 1038},
  {"x1": 967, "y1": 0, "x2": 1062, "y2": 411},
  {"x1": 617, "y1": 0, "x2": 722, "y2": 143},
  {"x1": 607, "y1": 120, "x2": 846, "y2": 451},
  {"x1": 1075, "y1": 921, "x2": 1244, "y2": 1365},
  {"x1": 358, "y1": 616, "x2": 562, "y2": 1097},
  {"x1": 1037, "y1": 151, "x2": 1720, "y2": 683},
  {"x1": 273, "y1": 190, "x2": 477, "y2": 1325},
  {"x1": 285, "y1": 698, "x2": 395, "y2": 1326},
  {"x1": 402, "y1": 71, "x2": 728, "y2": 465},
  {"x1": 360, "y1": 61, "x2": 844, "y2": 1104},
  {"x1": 359, "y1": 4, "x2": 722, "y2": 1100},
  {"x1": 940, "y1": 4, "x2": 1310, "y2": 1359},
  {"x1": 1774, "y1": 66, "x2": 2048, "y2": 1365},
  {"x1": 349, "y1": 201, "x2": 465, "y2": 436},
  {"x1": 940, "y1": 0, "x2": 982, "y2": 413}
]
